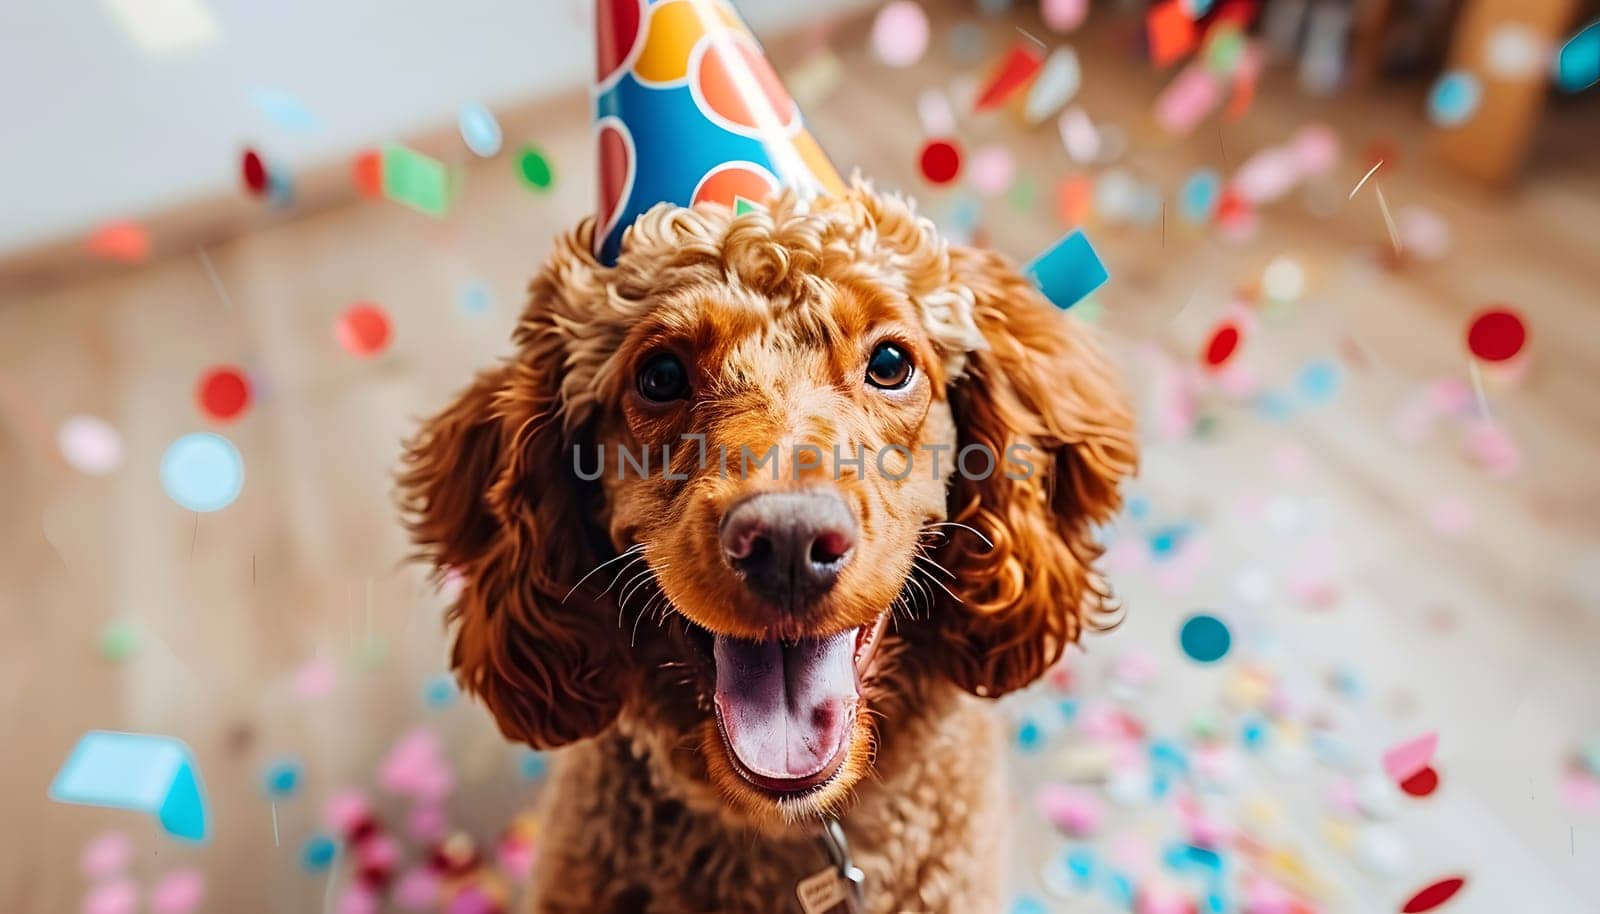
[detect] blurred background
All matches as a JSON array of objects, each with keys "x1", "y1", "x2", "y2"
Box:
[{"x1": 2, "y1": 0, "x2": 1598, "y2": 912}]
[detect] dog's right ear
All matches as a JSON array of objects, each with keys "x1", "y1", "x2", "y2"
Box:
[{"x1": 400, "y1": 227, "x2": 627, "y2": 749}]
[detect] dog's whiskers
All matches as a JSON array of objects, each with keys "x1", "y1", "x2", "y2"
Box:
[
  {"x1": 922, "y1": 521, "x2": 994, "y2": 550},
  {"x1": 564, "y1": 542, "x2": 646, "y2": 604}
]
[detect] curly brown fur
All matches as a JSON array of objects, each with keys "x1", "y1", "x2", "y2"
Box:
[{"x1": 399, "y1": 184, "x2": 1137, "y2": 913}]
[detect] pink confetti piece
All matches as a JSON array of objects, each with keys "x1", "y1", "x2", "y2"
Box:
[
  {"x1": 149, "y1": 868, "x2": 205, "y2": 914},
  {"x1": 968, "y1": 145, "x2": 1016, "y2": 196},
  {"x1": 1383, "y1": 732, "x2": 1439, "y2": 783},
  {"x1": 324, "y1": 788, "x2": 372, "y2": 834},
  {"x1": 80, "y1": 831, "x2": 132, "y2": 880},
  {"x1": 1155, "y1": 65, "x2": 1224, "y2": 135},
  {"x1": 292, "y1": 656, "x2": 337, "y2": 699},
  {"x1": 82, "y1": 880, "x2": 138, "y2": 914},
  {"x1": 337, "y1": 885, "x2": 380, "y2": 914},
  {"x1": 447, "y1": 887, "x2": 496, "y2": 914},
  {"x1": 393, "y1": 867, "x2": 442, "y2": 911},
  {"x1": 1428, "y1": 498, "x2": 1474, "y2": 537}
]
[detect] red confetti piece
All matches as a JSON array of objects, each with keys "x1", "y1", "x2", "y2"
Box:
[
  {"x1": 336, "y1": 303, "x2": 392, "y2": 357},
  {"x1": 973, "y1": 42, "x2": 1044, "y2": 111},
  {"x1": 1466, "y1": 307, "x2": 1526, "y2": 362},
  {"x1": 1203, "y1": 323, "x2": 1241, "y2": 368},
  {"x1": 1363, "y1": 139, "x2": 1401, "y2": 172},
  {"x1": 196, "y1": 366, "x2": 252, "y2": 423},
  {"x1": 1055, "y1": 176, "x2": 1093, "y2": 227},
  {"x1": 241, "y1": 150, "x2": 268, "y2": 197},
  {"x1": 1400, "y1": 765, "x2": 1439, "y2": 797},
  {"x1": 86, "y1": 221, "x2": 150, "y2": 263},
  {"x1": 918, "y1": 139, "x2": 963, "y2": 186},
  {"x1": 352, "y1": 150, "x2": 384, "y2": 198},
  {"x1": 1147, "y1": 1, "x2": 1200, "y2": 68},
  {"x1": 1401, "y1": 876, "x2": 1465, "y2": 912}
]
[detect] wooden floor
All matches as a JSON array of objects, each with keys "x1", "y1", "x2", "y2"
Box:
[{"x1": 2, "y1": 5, "x2": 1597, "y2": 912}]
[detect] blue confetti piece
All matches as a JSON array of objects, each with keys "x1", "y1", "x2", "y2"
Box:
[
  {"x1": 1148, "y1": 524, "x2": 1188, "y2": 558},
  {"x1": 1179, "y1": 613, "x2": 1232, "y2": 663},
  {"x1": 458, "y1": 102, "x2": 503, "y2": 158},
  {"x1": 1103, "y1": 871, "x2": 1134, "y2": 907},
  {"x1": 1056, "y1": 699, "x2": 1079, "y2": 725},
  {"x1": 1240, "y1": 716, "x2": 1268, "y2": 750},
  {"x1": 1556, "y1": 20, "x2": 1600, "y2": 92},
  {"x1": 1297, "y1": 359, "x2": 1341, "y2": 404},
  {"x1": 1025, "y1": 229, "x2": 1109, "y2": 311},
  {"x1": 1206, "y1": 891, "x2": 1227, "y2": 913},
  {"x1": 252, "y1": 88, "x2": 319, "y2": 132},
  {"x1": 1253, "y1": 389, "x2": 1296, "y2": 421},
  {"x1": 423, "y1": 674, "x2": 458, "y2": 709},
  {"x1": 1150, "y1": 738, "x2": 1189, "y2": 775},
  {"x1": 160, "y1": 432, "x2": 244, "y2": 513},
  {"x1": 1184, "y1": 168, "x2": 1216, "y2": 224},
  {"x1": 1125, "y1": 494, "x2": 1151, "y2": 521},
  {"x1": 50, "y1": 731, "x2": 209, "y2": 842},
  {"x1": 1183, "y1": 845, "x2": 1223, "y2": 873},
  {"x1": 458, "y1": 281, "x2": 493, "y2": 315},
  {"x1": 518, "y1": 749, "x2": 549, "y2": 780},
  {"x1": 301, "y1": 833, "x2": 337, "y2": 872},
  {"x1": 1065, "y1": 847, "x2": 1097, "y2": 885},
  {"x1": 1015, "y1": 717, "x2": 1044, "y2": 752},
  {"x1": 262, "y1": 757, "x2": 302, "y2": 798},
  {"x1": 949, "y1": 22, "x2": 987, "y2": 64},
  {"x1": 1427, "y1": 71, "x2": 1482, "y2": 126},
  {"x1": 1008, "y1": 897, "x2": 1047, "y2": 914}
]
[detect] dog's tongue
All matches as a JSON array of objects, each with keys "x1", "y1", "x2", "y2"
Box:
[{"x1": 713, "y1": 630, "x2": 858, "y2": 783}]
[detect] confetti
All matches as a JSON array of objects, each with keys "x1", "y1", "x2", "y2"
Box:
[
  {"x1": 241, "y1": 149, "x2": 268, "y2": 197},
  {"x1": 381, "y1": 144, "x2": 452, "y2": 216},
  {"x1": 1202, "y1": 323, "x2": 1241, "y2": 369},
  {"x1": 196, "y1": 365, "x2": 251, "y2": 423},
  {"x1": 1465, "y1": 307, "x2": 1526, "y2": 362},
  {"x1": 1042, "y1": 0, "x2": 1089, "y2": 32},
  {"x1": 1023, "y1": 228, "x2": 1109, "y2": 310},
  {"x1": 974, "y1": 42, "x2": 1045, "y2": 111},
  {"x1": 301, "y1": 833, "x2": 337, "y2": 872},
  {"x1": 871, "y1": 1, "x2": 930, "y2": 67},
  {"x1": 1382, "y1": 731, "x2": 1438, "y2": 782},
  {"x1": 1179, "y1": 613, "x2": 1231, "y2": 663},
  {"x1": 49, "y1": 731, "x2": 209, "y2": 842},
  {"x1": 262, "y1": 758, "x2": 303, "y2": 798},
  {"x1": 252, "y1": 88, "x2": 318, "y2": 132},
  {"x1": 1179, "y1": 169, "x2": 1220, "y2": 222},
  {"x1": 100, "y1": 619, "x2": 141, "y2": 661},
  {"x1": 149, "y1": 868, "x2": 205, "y2": 914},
  {"x1": 1055, "y1": 175, "x2": 1093, "y2": 226},
  {"x1": 916, "y1": 88, "x2": 956, "y2": 136},
  {"x1": 160, "y1": 432, "x2": 244, "y2": 513},
  {"x1": 1155, "y1": 65, "x2": 1224, "y2": 135},
  {"x1": 1484, "y1": 24, "x2": 1544, "y2": 79},
  {"x1": 968, "y1": 145, "x2": 1016, "y2": 196},
  {"x1": 1399, "y1": 766, "x2": 1439, "y2": 797},
  {"x1": 1233, "y1": 145, "x2": 1302, "y2": 204},
  {"x1": 1555, "y1": 20, "x2": 1600, "y2": 92},
  {"x1": 1427, "y1": 72, "x2": 1481, "y2": 126},
  {"x1": 1058, "y1": 106, "x2": 1100, "y2": 162},
  {"x1": 457, "y1": 103, "x2": 503, "y2": 158},
  {"x1": 1296, "y1": 360, "x2": 1341, "y2": 403},
  {"x1": 515, "y1": 145, "x2": 555, "y2": 191},
  {"x1": 1262, "y1": 256, "x2": 1306, "y2": 302},
  {"x1": 918, "y1": 138, "x2": 963, "y2": 185},
  {"x1": 1400, "y1": 876, "x2": 1465, "y2": 912},
  {"x1": 58, "y1": 416, "x2": 124, "y2": 476},
  {"x1": 336, "y1": 303, "x2": 393, "y2": 358},
  {"x1": 81, "y1": 830, "x2": 133, "y2": 880},
  {"x1": 352, "y1": 150, "x2": 384, "y2": 198},
  {"x1": 1146, "y1": 1, "x2": 1199, "y2": 68},
  {"x1": 87, "y1": 221, "x2": 151, "y2": 263},
  {"x1": 83, "y1": 879, "x2": 138, "y2": 914},
  {"x1": 1023, "y1": 47, "x2": 1082, "y2": 123},
  {"x1": 1038, "y1": 784, "x2": 1105, "y2": 837}
]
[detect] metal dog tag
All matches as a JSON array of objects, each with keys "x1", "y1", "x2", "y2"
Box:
[{"x1": 798, "y1": 817, "x2": 864, "y2": 914}]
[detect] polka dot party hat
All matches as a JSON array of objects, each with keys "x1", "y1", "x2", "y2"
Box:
[{"x1": 593, "y1": 0, "x2": 846, "y2": 265}]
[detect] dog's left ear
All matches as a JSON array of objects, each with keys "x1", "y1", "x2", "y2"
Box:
[{"x1": 923, "y1": 246, "x2": 1138, "y2": 698}]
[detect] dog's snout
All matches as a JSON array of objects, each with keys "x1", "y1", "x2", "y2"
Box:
[{"x1": 720, "y1": 491, "x2": 856, "y2": 606}]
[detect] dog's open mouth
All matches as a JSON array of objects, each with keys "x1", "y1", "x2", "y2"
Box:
[{"x1": 703, "y1": 615, "x2": 886, "y2": 795}]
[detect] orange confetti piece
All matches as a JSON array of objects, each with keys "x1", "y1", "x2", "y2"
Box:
[
  {"x1": 86, "y1": 221, "x2": 150, "y2": 263},
  {"x1": 1147, "y1": 1, "x2": 1199, "y2": 68}
]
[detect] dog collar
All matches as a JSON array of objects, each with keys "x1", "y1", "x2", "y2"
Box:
[{"x1": 796, "y1": 816, "x2": 865, "y2": 914}]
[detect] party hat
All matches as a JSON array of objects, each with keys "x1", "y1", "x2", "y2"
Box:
[{"x1": 593, "y1": 0, "x2": 846, "y2": 264}]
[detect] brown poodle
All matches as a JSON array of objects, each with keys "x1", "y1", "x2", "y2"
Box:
[{"x1": 400, "y1": 184, "x2": 1136, "y2": 913}]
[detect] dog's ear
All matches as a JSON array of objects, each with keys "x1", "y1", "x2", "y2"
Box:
[
  {"x1": 399, "y1": 228, "x2": 626, "y2": 748},
  {"x1": 925, "y1": 246, "x2": 1137, "y2": 698}
]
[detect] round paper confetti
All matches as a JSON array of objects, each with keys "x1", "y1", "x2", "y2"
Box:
[
  {"x1": 1179, "y1": 613, "x2": 1232, "y2": 663},
  {"x1": 1466, "y1": 307, "x2": 1526, "y2": 362},
  {"x1": 150, "y1": 868, "x2": 206, "y2": 914},
  {"x1": 1401, "y1": 876, "x2": 1465, "y2": 912},
  {"x1": 918, "y1": 138, "x2": 962, "y2": 185},
  {"x1": 160, "y1": 432, "x2": 244, "y2": 513},
  {"x1": 1427, "y1": 71, "x2": 1481, "y2": 127},
  {"x1": 263, "y1": 758, "x2": 303, "y2": 797},
  {"x1": 1485, "y1": 24, "x2": 1544, "y2": 78},
  {"x1": 1262, "y1": 256, "x2": 1306, "y2": 302},
  {"x1": 1203, "y1": 323, "x2": 1241, "y2": 369},
  {"x1": 1400, "y1": 766, "x2": 1439, "y2": 797},
  {"x1": 196, "y1": 366, "x2": 251, "y2": 422},
  {"x1": 1557, "y1": 22, "x2": 1600, "y2": 92},
  {"x1": 336, "y1": 303, "x2": 393, "y2": 357},
  {"x1": 871, "y1": 1, "x2": 930, "y2": 67},
  {"x1": 1179, "y1": 169, "x2": 1220, "y2": 223},
  {"x1": 100, "y1": 619, "x2": 141, "y2": 661},
  {"x1": 83, "y1": 879, "x2": 138, "y2": 914},
  {"x1": 457, "y1": 103, "x2": 503, "y2": 157},
  {"x1": 80, "y1": 831, "x2": 133, "y2": 879},
  {"x1": 968, "y1": 145, "x2": 1016, "y2": 196},
  {"x1": 515, "y1": 146, "x2": 554, "y2": 190},
  {"x1": 1042, "y1": 0, "x2": 1088, "y2": 31},
  {"x1": 352, "y1": 150, "x2": 383, "y2": 198},
  {"x1": 1298, "y1": 360, "x2": 1342, "y2": 403},
  {"x1": 301, "y1": 834, "x2": 337, "y2": 872},
  {"x1": 58, "y1": 415, "x2": 124, "y2": 476},
  {"x1": 241, "y1": 150, "x2": 268, "y2": 197}
]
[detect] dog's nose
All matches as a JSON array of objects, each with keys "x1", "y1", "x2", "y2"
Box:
[{"x1": 720, "y1": 491, "x2": 856, "y2": 605}]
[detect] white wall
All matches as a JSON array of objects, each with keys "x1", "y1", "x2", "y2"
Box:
[{"x1": 0, "y1": 0, "x2": 871, "y2": 254}]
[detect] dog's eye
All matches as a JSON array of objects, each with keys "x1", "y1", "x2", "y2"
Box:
[
  {"x1": 865, "y1": 342, "x2": 914, "y2": 390},
  {"x1": 637, "y1": 353, "x2": 690, "y2": 402}
]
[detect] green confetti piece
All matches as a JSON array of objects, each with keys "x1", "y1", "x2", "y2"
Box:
[
  {"x1": 381, "y1": 144, "x2": 452, "y2": 216},
  {"x1": 99, "y1": 619, "x2": 140, "y2": 661},
  {"x1": 516, "y1": 146, "x2": 554, "y2": 191},
  {"x1": 1007, "y1": 174, "x2": 1035, "y2": 212},
  {"x1": 734, "y1": 196, "x2": 758, "y2": 215}
]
